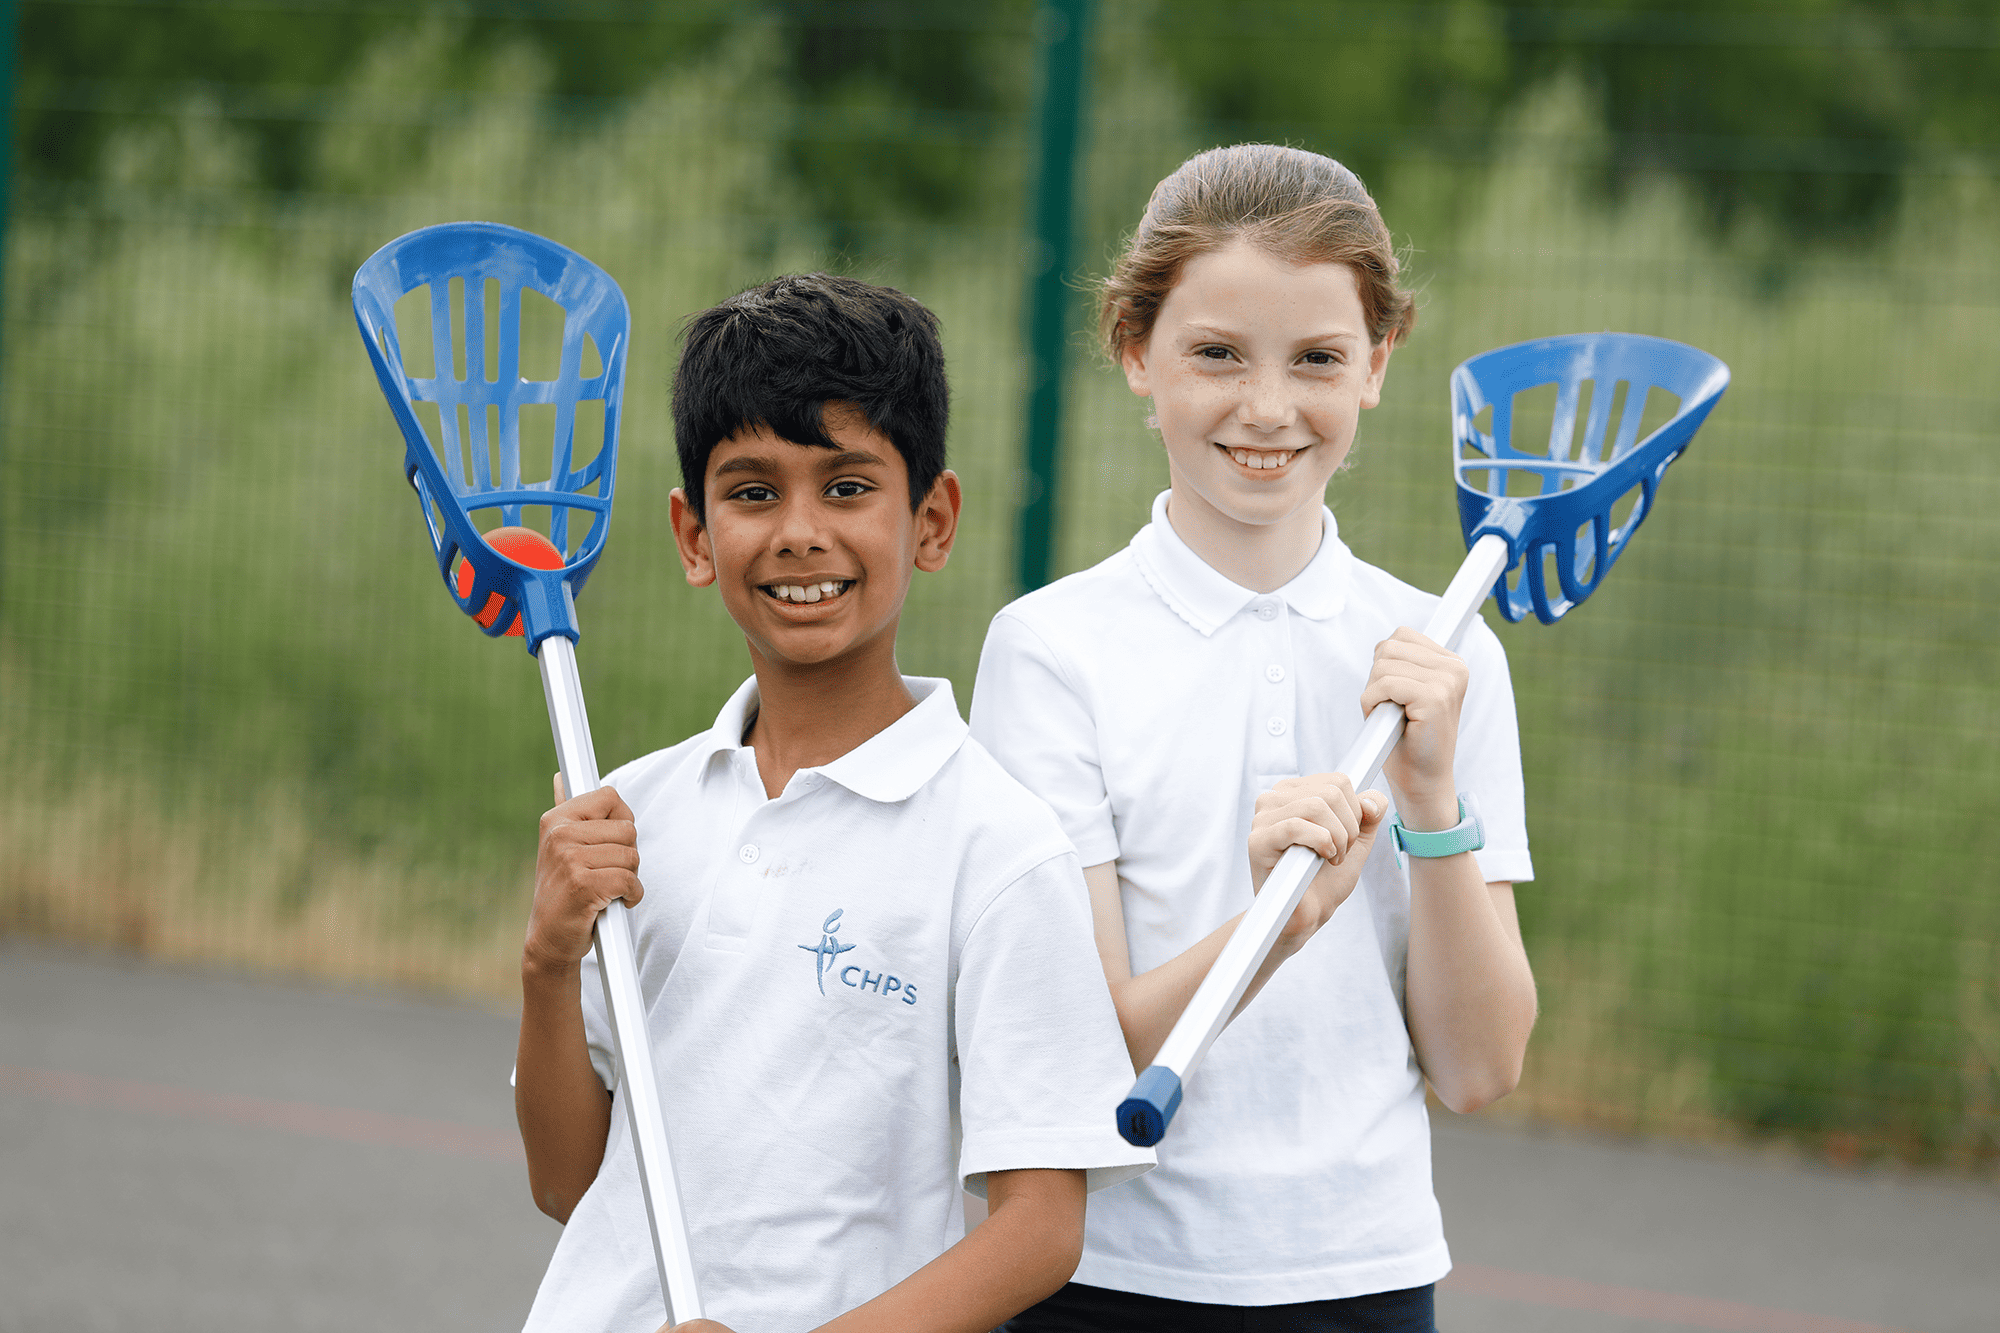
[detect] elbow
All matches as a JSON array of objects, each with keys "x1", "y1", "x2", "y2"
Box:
[
  {"x1": 1034, "y1": 1219, "x2": 1085, "y2": 1303},
  {"x1": 1433, "y1": 1060, "x2": 1522, "y2": 1115},
  {"x1": 528, "y1": 1173, "x2": 580, "y2": 1225},
  {"x1": 1003, "y1": 1190, "x2": 1085, "y2": 1305}
]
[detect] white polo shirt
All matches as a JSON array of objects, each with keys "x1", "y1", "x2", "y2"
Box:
[
  {"x1": 970, "y1": 492, "x2": 1532, "y2": 1305},
  {"x1": 521, "y1": 676, "x2": 1152, "y2": 1333}
]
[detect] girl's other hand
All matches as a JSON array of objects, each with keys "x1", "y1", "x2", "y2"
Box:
[
  {"x1": 1361, "y1": 627, "x2": 1468, "y2": 820},
  {"x1": 1250, "y1": 776, "x2": 1387, "y2": 944}
]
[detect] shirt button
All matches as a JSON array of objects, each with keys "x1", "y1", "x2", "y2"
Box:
[
  {"x1": 1265, "y1": 663, "x2": 1286, "y2": 683},
  {"x1": 738, "y1": 843, "x2": 760, "y2": 864},
  {"x1": 1255, "y1": 602, "x2": 1278, "y2": 621},
  {"x1": 1266, "y1": 717, "x2": 1288, "y2": 737}
]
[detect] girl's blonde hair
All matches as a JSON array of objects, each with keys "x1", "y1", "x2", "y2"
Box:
[{"x1": 1099, "y1": 144, "x2": 1417, "y2": 359}]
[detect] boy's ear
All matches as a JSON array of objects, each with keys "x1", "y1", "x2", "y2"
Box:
[
  {"x1": 669, "y1": 488, "x2": 716, "y2": 587},
  {"x1": 913, "y1": 470, "x2": 962, "y2": 574},
  {"x1": 1359, "y1": 332, "x2": 1395, "y2": 411}
]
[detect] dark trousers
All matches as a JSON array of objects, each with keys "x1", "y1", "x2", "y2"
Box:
[{"x1": 1003, "y1": 1281, "x2": 1437, "y2": 1333}]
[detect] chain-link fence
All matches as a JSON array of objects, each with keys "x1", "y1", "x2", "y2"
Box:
[{"x1": 3, "y1": 4, "x2": 1996, "y2": 1166}]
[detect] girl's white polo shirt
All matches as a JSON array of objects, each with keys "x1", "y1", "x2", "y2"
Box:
[
  {"x1": 520, "y1": 676, "x2": 1152, "y2": 1333},
  {"x1": 970, "y1": 492, "x2": 1533, "y2": 1306}
]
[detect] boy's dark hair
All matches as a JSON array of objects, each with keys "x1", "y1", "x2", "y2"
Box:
[{"x1": 672, "y1": 273, "x2": 949, "y2": 523}]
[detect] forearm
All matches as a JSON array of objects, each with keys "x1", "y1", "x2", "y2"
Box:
[
  {"x1": 515, "y1": 954, "x2": 614, "y2": 1221},
  {"x1": 811, "y1": 1170, "x2": 1084, "y2": 1333},
  {"x1": 1107, "y1": 914, "x2": 1303, "y2": 1069},
  {"x1": 1403, "y1": 853, "x2": 1536, "y2": 1113}
]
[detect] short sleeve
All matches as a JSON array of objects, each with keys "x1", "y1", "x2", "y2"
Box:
[
  {"x1": 953, "y1": 851, "x2": 1154, "y2": 1196},
  {"x1": 1456, "y1": 614, "x2": 1534, "y2": 886},
  {"x1": 970, "y1": 612, "x2": 1120, "y2": 867}
]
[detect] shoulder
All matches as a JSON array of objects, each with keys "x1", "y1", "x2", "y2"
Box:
[
  {"x1": 988, "y1": 549, "x2": 1145, "y2": 645},
  {"x1": 1344, "y1": 550, "x2": 1510, "y2": 672},
  {"x1": 984, "y1": 546, "x2": 1193, "y2": 682},
  {"x1": 598, "y1": 731, "x2": 718, "y2": 822},
  {"x1": 921, "y1": 737, "x2": 1078, "y2": 883}
]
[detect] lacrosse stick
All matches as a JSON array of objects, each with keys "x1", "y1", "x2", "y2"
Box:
[
  {"x1": 351, "y1": 222, "x2": 702, "y2": 1321},
  {"x1": 1118, "y1": 332, "x2": 1730, "y2": 1146}
]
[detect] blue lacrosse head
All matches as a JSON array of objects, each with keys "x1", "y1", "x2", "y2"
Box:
[
  {"x1": 352, "y1": 222, "x2": 628, "y2": 651},
  {"x1": 1453, "y1": 333, "x2": 1729, "y2": 624}
]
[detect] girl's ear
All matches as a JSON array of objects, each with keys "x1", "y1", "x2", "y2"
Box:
[
  {"x1": 913, "y1": 470, "x2": 962, "y2": 574},
  {"x1": 669, "y1": 488, "x2": 716, "y2": 587},
  {"x1": 1119, "y1": 329, "x2": 1153, "y2": 398},
  {"x1": 1358, "y1": 332, "x2": 1396, "y2": 411}
]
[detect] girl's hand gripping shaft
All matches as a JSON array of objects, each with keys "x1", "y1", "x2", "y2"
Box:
[
  {"x1": 1117, "y1": 534, "x2": 1510, "y2": 1147},
  {"x1": 538, "y1": 635, "x2": 704, "y2": 1323}
]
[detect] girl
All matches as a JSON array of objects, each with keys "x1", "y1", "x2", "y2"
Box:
[{"x1": 970, "y1": 145, "x2": 1538, "y2": 1332}]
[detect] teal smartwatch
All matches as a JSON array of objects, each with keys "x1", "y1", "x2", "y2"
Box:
[{"x1": 1390, "y1": 793, "x2": 1485, "y2": 868}]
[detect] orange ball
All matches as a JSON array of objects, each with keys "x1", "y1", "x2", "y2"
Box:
[{"x1": 455, "y1": 526, "x2": 566, "y2": 636}]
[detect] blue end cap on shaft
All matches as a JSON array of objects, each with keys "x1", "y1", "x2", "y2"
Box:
[{"x1": 1118, "y1": 1066, "x2": 1183, "y2": 1147}]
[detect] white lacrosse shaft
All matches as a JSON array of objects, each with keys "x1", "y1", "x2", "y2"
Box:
[
  {"x1": 537, "y1": 635, "x2": 703, "y2": 1324},
  {"x1": 1116, "y1": 533, "x2": 1511, "y2": 1147}
]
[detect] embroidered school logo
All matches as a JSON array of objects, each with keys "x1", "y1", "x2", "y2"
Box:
[{"x1": 798, "y1": 908, "x2": 855, "y2": 995}]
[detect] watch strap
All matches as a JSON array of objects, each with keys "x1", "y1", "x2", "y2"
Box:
[{"x1": 1391, "y1": 793, "x2": 1485, "y2": 866}]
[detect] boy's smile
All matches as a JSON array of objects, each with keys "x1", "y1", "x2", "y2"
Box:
[{"x1": 670, "y1": 406, "x2": 959, "y2": 677}]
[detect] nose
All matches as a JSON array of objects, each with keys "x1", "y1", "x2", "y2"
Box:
[
  {"x1": 771, "y1": 490, "x2": 831, "y2": 559},
  {"x1": 1236, "y1": 365, "x2": 1296, "y2": 433}
]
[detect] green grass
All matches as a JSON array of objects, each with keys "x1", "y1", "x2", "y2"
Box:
[{"x1": 2, "y1": 41, "x2": 1996, "y2": 1166}]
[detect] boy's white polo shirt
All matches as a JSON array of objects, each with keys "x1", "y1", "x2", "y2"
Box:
[
  {"x1": 521, "y1": 676, "x2": 1152, "y2": 1333},
  {"x1": 971, "y1": 492, "x2": 1533, "y2": 1305}
]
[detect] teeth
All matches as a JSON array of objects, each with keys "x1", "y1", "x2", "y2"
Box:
[
  {"x1": 769, "y1": 580, "x2": 851, "y2": 603},
  {"x1": 1228, "y1": 448, "x2": 1295, "y2": 470}
]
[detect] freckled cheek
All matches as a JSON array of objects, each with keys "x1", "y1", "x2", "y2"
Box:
[{"x1": 1154, "y1": 380, "x2": 1237, "y2": 438}]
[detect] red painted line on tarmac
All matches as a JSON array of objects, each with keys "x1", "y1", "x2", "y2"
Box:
[
  {"x1": 0, "y1": 1063, "x2": 521, "y2": 1162},
  {"x1": 1444, "y1": 1262, "x2": 1915, "y2": 1333}
]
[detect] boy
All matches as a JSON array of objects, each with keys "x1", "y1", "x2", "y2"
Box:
[{"x1": 514, "y1": 274, "x2": 1152, "y2": 1333}]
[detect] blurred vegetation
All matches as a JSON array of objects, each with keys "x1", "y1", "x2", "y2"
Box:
[
  {"x1": 18, "y1": 1, "x2": 2000, "y2": 245},
  {"x1": 2, "y1": 1, "x2": 1997, "y2": 1165}
]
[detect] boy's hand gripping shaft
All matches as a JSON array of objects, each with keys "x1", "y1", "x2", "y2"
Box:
[
  {"x1": 539, "y1": 636, "x2": 704, "y2": 1324},
  {"x1": 1117, "y1": 534, "x2": 1510, "y2": 1147}
]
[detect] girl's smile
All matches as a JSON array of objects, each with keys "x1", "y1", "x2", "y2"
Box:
[
  {"x1": 1220, "y1": 445, "x2": 1303, "y2": 472},
  {"x1": 1120, "y1": 239, "x2": 1393, "y2": 591}
]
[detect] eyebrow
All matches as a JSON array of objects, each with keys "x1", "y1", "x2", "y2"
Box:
[
  {"x1": 713, "y1": 448, "x2": 888, "y2": 477},
  {"x1": 1183, "y1": 321, "x2": 1362, "y2": 344}
]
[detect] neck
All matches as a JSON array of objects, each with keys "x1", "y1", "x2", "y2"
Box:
[
  {"x1": 1162, "y1": 484, "x2": 1325, "y2": 595},
  {"x1": 743, "y1": 635, "x2": 916, "y2": 799}
]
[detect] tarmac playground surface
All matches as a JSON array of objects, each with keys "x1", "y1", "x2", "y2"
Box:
[{"x1": 3, "y1": 938, "x2": 1996, "y2": 1333}]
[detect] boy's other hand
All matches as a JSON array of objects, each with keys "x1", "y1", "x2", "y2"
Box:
[
  {"x1": 1360, "y1": 626, "x2": 1468, "y2": 818},
  {"x1": 526, "y1": 782, "x2": 641, "y2": 975},
  {"x1": 1250, "y1": 776, "x2": 1387, "y2": 943}
]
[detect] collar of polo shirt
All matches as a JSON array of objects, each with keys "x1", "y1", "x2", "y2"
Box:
[
  {"x1": 1129, "y1": 490, "x2": 1353, "y2": 636},
  {"x1": 698, "y1": 675, "x2": 970, "y2": 804}
]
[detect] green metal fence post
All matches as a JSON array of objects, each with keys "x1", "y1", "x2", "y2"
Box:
[
  {"x1": 0, "y1": 0, "x2": 14, "y2": 621},
  {"x1": 1015, "y1": 0, "x2": 1094, "y2": 597}
]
